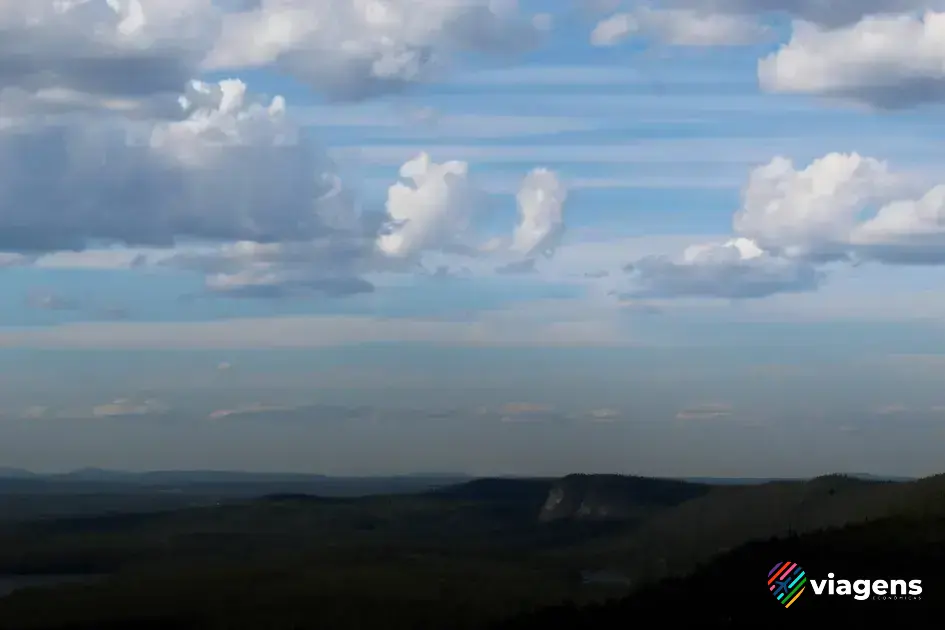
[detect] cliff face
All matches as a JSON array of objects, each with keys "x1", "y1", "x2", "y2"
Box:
[{"x1": 537, "y1": 474, "x2": 710, "y2": 523}]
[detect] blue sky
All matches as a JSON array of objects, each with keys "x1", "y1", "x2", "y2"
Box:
[{"x1": 4, "y1": 0, "x2": 945, "y2": 476}]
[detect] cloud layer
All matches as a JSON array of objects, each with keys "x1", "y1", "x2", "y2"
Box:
[
  {"x1": 5, "y1": 0, "x2": 945, "y2": 316},
  {"x1": 205, "y1": 0, "x2": 549, "y2": 99},
  {"x1": 0, "y1": 1, "x2": 566, "y2": 299}
]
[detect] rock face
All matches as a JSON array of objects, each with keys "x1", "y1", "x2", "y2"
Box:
[{"x1": 538, "y1": 474, "x2": 710, "y2": 523}]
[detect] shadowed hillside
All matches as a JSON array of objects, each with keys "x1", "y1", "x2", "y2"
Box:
[
  {"x1": 501, "y1": 514, "x2": 944, "y2": 627},
  {"x1": 538, "y1": 474, "x2": 711, "y2": 522},
  {"x1": 550, "y1": 473, "x2": 945, "y2": 584}
]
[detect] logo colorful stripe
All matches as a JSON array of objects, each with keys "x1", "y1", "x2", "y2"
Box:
[{"x1": 768, "y1": 562, "x2": 807, "y2": 608}]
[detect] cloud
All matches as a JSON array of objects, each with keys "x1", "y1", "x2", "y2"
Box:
[
  {"x1": 500, "y1": 402, "x2": 554, "y2": 415},
  {"x1": 676, "y1": 403, "x2": 733, "y2": 420},
  {"x1": 497, "y1": 402, "x2": 555, "y2": 423},
  {"x1": 731, "y1": 153, "x2": 907, "y2": 260},
  {"x1": 0, "y1": 0, "x2": 216, "y2": 110},
  {"x1": 0, "y1": 253, "x2": 35, "y2": 268},
  {"x1": 25, "y1": 291, "x2": 81, "y2": 311},
  {"x1": 513, "y1": 169, "x2": 567, "y2": 259},
  {"x1": 591, "y1": 12, "x2": 636, "y2": 45},
  {"x1": 620, "y1": 152, "x2": 945, "y2": 299},
  {"x1": 21, "y1": 406, "x2": 50, "y2": 420},
  {"x1": 759, "y1": 12, "x2": 945, "y2": 109},
  {"x1": 208, "y1": 403, "x2": 299, "y2": 419},
  {"x1": 158, "y1": 153, "x2": 566, "y2": 298},
  {"x1": 733, "y1": 153, "x2": 945, "y2": 265},
  {"x1": 495, "y1": 258, "x2": 537, "y2": 275},
  {"x1": 0, "y1": 1, "x2": 550, "y2": 110},
  {"x1": 662, "y1": 0, "x2": 944, "y2": 29},
  {"x1": 164, "y1": 237, "x2": 383, "y2": 300},
  {"x1": 207, "y1": 272, "x2": 376, "y2": 299},
  {"x1": 0, "y1": 78, "x2": 352, "y2": 254},
  {"x1": 92, "y1": 398, "x2": 169, "y2": 418},
  {"x1": 875, "y1": 403, "x2": 909, "y2": 416},
  {"x1": 32, "y1": 249, "x2": 167, "y2": 269},
  {"x1": 581, "y1": 0, "x2": 623, "y2": 14},
  {"x1": 591, "y1": 8, "x2": 767, "y2": 47},
  {"x1": 625, "y1": 237, "x2": 823, "y2": 299},
  {"x1": 585, "y1": 408, "x2": 621, "y2": 421},
  {"x1": 203, "y1": 0, "x2": 549, "y2": 100},
  {"x1": 0, "y1": 2, "x2": 561, "y2": 303},
  {"x1": 376, "y1": 152, "x2": 477, "y2": 258}
]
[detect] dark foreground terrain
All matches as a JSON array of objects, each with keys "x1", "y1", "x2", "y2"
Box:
[{"x1": 0, "y1": 470, "x2": 942, "y2": 628}]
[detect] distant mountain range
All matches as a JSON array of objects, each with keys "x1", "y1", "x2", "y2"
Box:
[{"x1": 0, "y1": 468, "x2": 915, "y2": 484}]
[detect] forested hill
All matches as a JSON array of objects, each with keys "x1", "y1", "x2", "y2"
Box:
[{"x1": 499, "y1": 514, "x2": 944, "y2": 627}]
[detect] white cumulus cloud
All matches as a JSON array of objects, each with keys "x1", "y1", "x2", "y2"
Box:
[
  {"x1": 622, "y1": 152, "x2": 945, "y2": 299},
  {"x1": 512, "y1": 169, "x2": 567, "y2": 258},
  {"x1": 591, "y1": 12, "x2": 637, "y2": 45},
  {"x1": 760, "y1": 11, "x2": 945, "y2": 109},
  {"x1": 376, "y1": 152, "x2": 476, "y2": 258}
]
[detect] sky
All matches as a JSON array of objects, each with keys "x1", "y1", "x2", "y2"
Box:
[{"x1": 4, "y1": 0, "x2": 945, "y2": 477}]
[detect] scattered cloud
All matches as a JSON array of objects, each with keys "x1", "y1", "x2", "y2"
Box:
[
  {"x1": 591, "y1": 12, "x2": 636, "y2": 46},
  {"x1": 500, "y1": 402, "x2": 554, "y2": 415},
  {"x1": 584, "y1": 408, "x2": 622, "y2": 421},
  {"x1": 875, "y1": 403, "x2": 909, "y2": 416},
  {"x1": 592, "y1": 8, "x2": 768, "y2": 47},
  {"x1": 662, "y1": 0, "x2": 944, "y2": 29},
  {"x1": 25, "y1": 291, "x2": 81, "y2": 311},
  {"x1": 620, "y1": 152, "x2": 945, "y2": 299},
  {"x1": 676, "y1": 403, "x2": 733, "y2": 420},
  {"x1": 376, "y1": 152, "x2": 477, "y2": 258},
  {"x1": 92, "y1": 398, "x2": 169, "y2": 418},
  {"x1": 0, "y1": 1, "x2": 565, "y2": 303},
  {"x1": 625, "y1": 237, "x2": 823, "y2": 299},
  {"x1": 208, "y1": 403, "x2": 299, "y2": 420},
  {"x1": 32, "y1": 249, "x2": 167, "y2": 270},
  {"x1": 0, "y1": 253, "x2": 34, "y2": 268},
  {"x1": 204, "y1": 0, "x2": 549, "y2": 101},
  {"x1": 512, "y1": 169, "x2": 567, "y2": 259},
  {"x1": 495, "y1": 259, "x2": 537, "y2": 275},
  {"x1": 21, "y1": 406, "x2": 50, "y2": 420}
]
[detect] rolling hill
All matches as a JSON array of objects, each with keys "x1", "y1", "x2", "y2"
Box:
[
  {"x1": 0, "y1": 471, "x2": 942, "y2": 628},
  {"x1": 501, "y1": 513, "x2": 944, "y2": 627}
]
